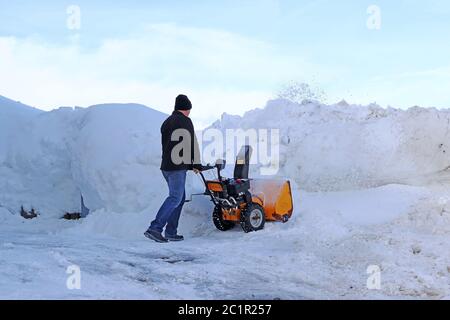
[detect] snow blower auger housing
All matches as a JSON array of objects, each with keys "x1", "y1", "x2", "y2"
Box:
[{"x1": 198, "y1": 146, "x2": 293, "y2": 233}]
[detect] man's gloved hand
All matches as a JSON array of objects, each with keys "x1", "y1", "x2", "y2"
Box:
[{"x1": 192, "y1": 164, "x2": 203, "y2": 174}]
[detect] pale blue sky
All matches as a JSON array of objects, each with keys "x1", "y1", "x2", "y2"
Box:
[{"x1": 1, "y1": 0, "x2": 449, "y2": 126}]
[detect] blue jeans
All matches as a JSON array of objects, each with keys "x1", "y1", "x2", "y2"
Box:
[{"x1": 149, "y1": 170, "x2": 187, "y2": 236}]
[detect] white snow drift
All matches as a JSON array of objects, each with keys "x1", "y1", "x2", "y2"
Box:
[
  {"x1": 3, "y1": 96, "x2": 450, "y2": 216},
  {"x1": 1, "y1": 97, "x2": 167, "y2": 217},
  {"x1": 211, "y1": 99, "x2": 450, "y2": 191}
]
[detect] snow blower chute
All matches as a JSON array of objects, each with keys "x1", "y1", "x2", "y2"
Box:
[{"x1": 197, "y1": 146, "x2": 293, "y2": 233}]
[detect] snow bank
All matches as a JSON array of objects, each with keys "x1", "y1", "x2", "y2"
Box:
[
  {"x1": 68, "y1": 103, "x2": 166, "y2": 213},
  {"x1": 0, "y1": 96, "x2": 46, "y2": 214},
  {"x1": 2, "y1": 95, "x2": 450, "y2": 222},
  {"x1": 0, "y1": 96, "x2": 168, "y2": 218},
  {"x1": 210, "y1": 99, "x2": 450, "y2": 191}
]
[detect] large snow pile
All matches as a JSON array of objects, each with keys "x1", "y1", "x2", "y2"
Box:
[
  {"x1": 2, "y1": 96, "x2": 450, "y2": 217},
  {"x1": 210, "y1": 99, "x2": 450, "y2": 191},
  {"x1": 0, "y1": 96, "x2": 167, "y2": 218}
]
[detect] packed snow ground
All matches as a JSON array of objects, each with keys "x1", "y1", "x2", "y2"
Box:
[{"x1": 0, "y1": 96, "x2": 449, "y2": 299}]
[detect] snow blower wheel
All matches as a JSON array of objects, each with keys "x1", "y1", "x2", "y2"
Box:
[
  {"x1": 240, "y1": 203, "x2": 266, "y2": 233},
  {"x1": 212, "y1": 206, "x2": 235, "y2": 231}
]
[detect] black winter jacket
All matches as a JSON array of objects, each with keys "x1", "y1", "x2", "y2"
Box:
[{"x1": 160, "y1": 111, "x2": 202, "y2": 171}]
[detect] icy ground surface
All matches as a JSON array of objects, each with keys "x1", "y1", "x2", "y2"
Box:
[{"x1": 1, "y1": 182, "x2": 449, "y2": 299}]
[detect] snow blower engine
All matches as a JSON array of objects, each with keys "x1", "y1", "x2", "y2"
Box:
[{"x1": 197, "y1": 146, "x2": 293, "y2": 233}]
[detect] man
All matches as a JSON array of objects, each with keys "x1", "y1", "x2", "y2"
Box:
[{"x1": 144, "y1": 94, "x2": 202, "y2": 243}]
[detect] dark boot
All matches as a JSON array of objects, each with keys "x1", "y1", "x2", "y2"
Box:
[
  {"x1": 164, "y1": 234, "x2": 184, "y2": 242},
  {"x1": 144, "y1": 229, "x2": 168, "y2": 243}
]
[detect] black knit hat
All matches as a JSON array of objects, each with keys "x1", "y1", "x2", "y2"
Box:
[{"x1": 174, "y1": 94, "x2": 192, "y2": 111}]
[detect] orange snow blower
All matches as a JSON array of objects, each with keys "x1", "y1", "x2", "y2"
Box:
[{"x1": 197, "y1": 146, "x2": 293, "y2": 232}]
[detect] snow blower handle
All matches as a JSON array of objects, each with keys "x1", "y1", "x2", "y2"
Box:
[{"x1": 200, "y1": 164, "x2": 216, "y2": 171}]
